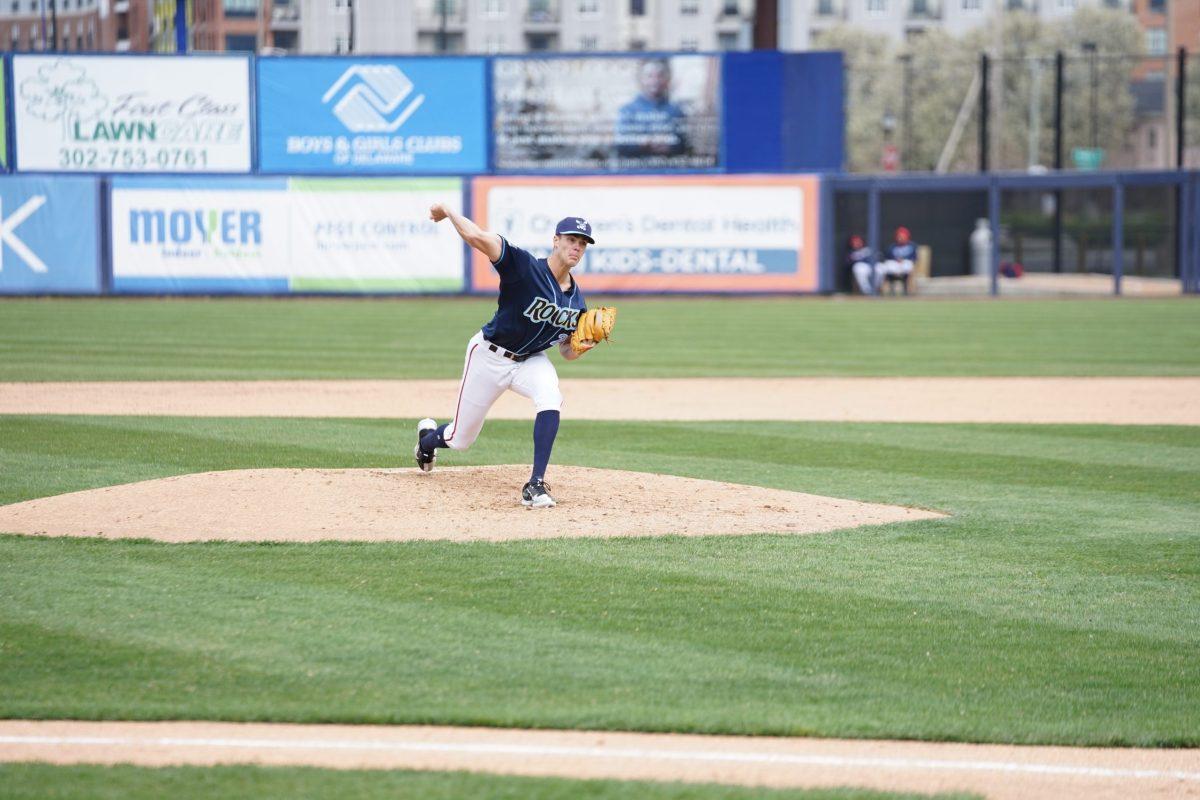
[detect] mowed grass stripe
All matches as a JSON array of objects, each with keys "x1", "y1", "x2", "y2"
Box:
[
  {"x1": 1, "y1": 297, "x2": 1198, "y2": 379},
  {"x1": 2, "y1": 535, "x2": 1196, "y2": 745},
  {"x1": 0, "y1": 763, "x2": 971, "y2": 800}
]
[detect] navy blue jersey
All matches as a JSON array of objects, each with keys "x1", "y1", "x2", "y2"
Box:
[
  {"x1": 888, "y1": 242, "x2": 917, "y2": 261},
  {"x1": 481, "y1": 237, "x2": 588, "y2": 356}
]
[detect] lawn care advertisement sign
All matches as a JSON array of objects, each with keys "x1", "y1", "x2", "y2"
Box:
[
  {"x1": 0, "y1": 175, "x2": 101, "y2": 294},
  {"x1": 13, "y1": 55, "x2": 251, "y2": 173},
  {"x1": 470, "y1": 176, "x2": 820, "y2": 293},
  {"x1": 257, "y1": 57, "x2": 487, "y2": 174},
  {"x1": 109, "y1": 177, "x2": 465, "y2": 294}
]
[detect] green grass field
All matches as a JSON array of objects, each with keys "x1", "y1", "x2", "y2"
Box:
[
  {"x1": 1, "y1": 296, "x2": 1197, "y2": 379},
  {"x1": 1, "y1": 297, "x2": 1197, "y2": 797}
]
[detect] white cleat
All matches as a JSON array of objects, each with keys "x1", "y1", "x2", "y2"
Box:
[
  {"x1": 414, "y1": 418, "x2": 437, "y2": 472},
  {"x1": 521, "y1": 479, "x2": 556, "y2": 509}
]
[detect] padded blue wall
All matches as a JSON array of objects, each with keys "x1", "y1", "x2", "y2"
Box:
[{"x1": 724, "y1": 51, "x2": 843, "y2": 173}]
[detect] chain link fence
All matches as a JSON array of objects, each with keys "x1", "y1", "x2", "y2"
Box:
[{"x1": 843, "y1": 50, "x2": 1197, "y2": 175}]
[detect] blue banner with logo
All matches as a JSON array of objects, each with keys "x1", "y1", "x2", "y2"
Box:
[
  {"x1": 0, "y1": 175, "x2": 100, "y2": 294},
  {"x1": 256, "y1": 57, "x2": 488, "y2": 174}
]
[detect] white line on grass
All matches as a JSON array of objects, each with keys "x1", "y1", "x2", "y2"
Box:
[{"x1": 2, "y1": 735, "x2": 1199, "y2": 783}]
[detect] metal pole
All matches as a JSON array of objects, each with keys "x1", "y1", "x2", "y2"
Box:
[
  {"x1": 49, "y1": 0, "x2": 57, "y2": 49},
  {"x1": 1090, "y1": 49, "x2": 1098, "y2": 149},
  {"x1": 175, "y1": 0, "x2": 188, "y2": 53},
  {"x1": 348, "y1": 0, "x2": 355, "y2": 53},
  {"x1": 1178, "y1": 47, "x2": 1187, "y2": 169},
  {"x1": 979, "y1": 52, "x2": 989, "y2": 172},
  {"x1": 902, "y1": 53, "x2": 913, "y2": 169},
  {"x1": 439, "y1": 0, "x2": 447, "y2": 52},
  {"x1": 988, "y1": 179, "x2": 1000, "y2": 297},
  {"x1": 1113, "y1": 180, "x2": 1124, "y2": 296},
  {"x1": 1053, "y1": 51, "x2": 1064, "y2": 274}
]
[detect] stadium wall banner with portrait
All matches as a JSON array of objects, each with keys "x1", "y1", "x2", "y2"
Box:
[
  {"x1": 0, "y1": 175, "x2": 101, "y2": 294},
  {"x1": 256, "y1": 57, "x2": 488, "y2": 175},
  {"x1": 11, "y1": 55, "x2": 252, "y2": 173},
  {"x1": 492, "y1": 55, "x2": 723, "y2": 173},
  {"x1": 108, "y1": 176, "x2": 466, "y2": 294},
  {"x1": 469, "y1": 175, "x2": 821, "y2": 293}
]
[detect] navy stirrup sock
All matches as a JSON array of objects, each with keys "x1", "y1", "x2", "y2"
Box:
[
  {"x1": 420, "y1": 424, "x2": 448, "y2": 453},
  {"x1": 530, "y1": 410, "x2": 560, "y2": 482}
]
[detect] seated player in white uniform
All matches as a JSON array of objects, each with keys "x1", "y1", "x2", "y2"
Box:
[
  {"x1": 415, "y1": 206, "x2": 600, "y2": 509},
  {"x1": 880, "y1": 226, "x2": 917, "y2": 294}
]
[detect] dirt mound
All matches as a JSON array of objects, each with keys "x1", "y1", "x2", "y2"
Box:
[{"x1": 0, "y1": 466, "x2": 943, "y2": 543}]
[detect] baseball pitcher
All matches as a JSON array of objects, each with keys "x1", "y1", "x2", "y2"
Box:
[{"x1": 414, "y1": 205, "x2": 616, "y2": 509}]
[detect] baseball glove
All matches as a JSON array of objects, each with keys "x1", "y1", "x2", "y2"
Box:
[{"x1": 569, "y1": 306, "x2": 617, "y2": 354}]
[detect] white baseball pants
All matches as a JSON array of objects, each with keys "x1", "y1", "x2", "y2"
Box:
[{"x1": 442, "y1": 330, "x2": 564, "y2": 452}]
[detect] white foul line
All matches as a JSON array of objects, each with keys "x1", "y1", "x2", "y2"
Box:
[{"x1": 2, "y1": 735, "x2": 1199, "y2": 783}]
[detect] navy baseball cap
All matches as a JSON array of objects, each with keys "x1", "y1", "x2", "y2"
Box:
[{"x1": 555, "y1": 217, "x2": 595, "y2": 244}]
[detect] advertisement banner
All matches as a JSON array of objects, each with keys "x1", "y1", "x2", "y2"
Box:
[
  {"x1": 0, "y1": 175, "x2": 100, "y2": 294},
  {"x1": 13, "y1": 55, "x2": 252, "y2": 173},
  {"x1": 257, "y1": 57, "x2": 488, "y2": 174},
  {"x1": 470, "y1": 176, "x2": 820, "y2": 293},
  {"x1": 493, "y1": 55, "x2": 721, "y2": 172},
  {"x1": 109, "y1": 177, "x2": 465, "y2": 294}
]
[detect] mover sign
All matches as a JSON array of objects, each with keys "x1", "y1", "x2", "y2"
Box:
[{"x1": 13, "y1": 55, "x2": 252, "y2": 173}]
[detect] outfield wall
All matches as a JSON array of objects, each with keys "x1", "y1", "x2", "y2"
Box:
[
  {"x1": 0, "y1": 52, "x2": 843, "y2": 177},
  {"x1": 0, "y1": 174, "x2": 823, "y2": 296},
  {"x1": 1, "y1": 171, "x2": 1197, "y2": 297}
]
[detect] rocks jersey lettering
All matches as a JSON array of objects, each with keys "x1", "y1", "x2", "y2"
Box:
[{"x1": 481, "y1": 237, "x2": 588, "y2": 356}]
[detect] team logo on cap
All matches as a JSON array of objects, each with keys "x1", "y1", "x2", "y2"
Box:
[{"x1": 574, "y1": 218, "x2": 588, "y2": 230}]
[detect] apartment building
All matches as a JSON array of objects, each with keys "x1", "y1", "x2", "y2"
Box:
[
  {"x1": 293, "y1": 0, "x2": 751, "y2": 54},
  {"x1": 191, "y1": 0, "x2": 298, "y2": 51},
  {"x1": 0, "y1": 0, "x2": 116, "y2": 51},
  {"x1": 784, "y1": 0, "x2": 1133, "y2": 49}
]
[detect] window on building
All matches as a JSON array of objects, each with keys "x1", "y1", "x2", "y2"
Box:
[
  {"x1": 816, "y1": 0, "x2": 834, "y2": 13},
  {"x1": 630, "y1": 0, "x2": 645, "y2": 13},
  {"x1": 680, "y1": 36, "x2": 699, "y2": 50},
  {"x1": 681, "y1": 0, "x2": 699, "y2": 14},
  {"x1": 629, "y1": 37, "x2": 646, "y2": 49},
  {"x1": 721, "y1": 0, "x2": 739, "y2": 14},
  {"x1": 526, "y1": 32, "x2": 557, "y2": 50},
  {"x1": 962, "y1": 0, "x2": 980, "y2": 9},
  {"x1": 10, "y1": 25, "x2": 19, "y2": 50},
  {"x1": 486, "y1": 32, "x2": 505, "y2": 51},
  {"x1": 1148, "y1": 127, "x2": 1157, "y2": 149},
  {"x1": 1149, "y1": 0, "x2": 1165, "y2": 11},
  {"x1": 224, "y1": 0, "x2": 257, "y2": 17},
  {"x1": 718, "y1": 31, "x2": 738, "y2": 48},
  {"x1": 10, "y1": 1, "x2": 18, "y2": 13},
  {"x1": 484, "y1": 0, "x2": 506, "y2": 16},
  {"x1": 580, "y1": 34, "x2": 598, "y2": 48},
  {"x1": 1055, "y1": 0, "x2": 1075, "y2": 8},
  {"x1": 579, "y1": 0, "x2": 599, "y2": 13},
  {"x1": 225, "y1": 33, "x2": 257, "y2": 51},
  {"x1": 1146, "y1": 27, "x2": 1166, "y2": 55},
  {"x1": 866, "y1": 0, "x2": 886, "y2": 11}
]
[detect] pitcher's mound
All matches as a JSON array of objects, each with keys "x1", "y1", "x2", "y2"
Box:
[{"x1": 0, "y1": 466, "x2": 945, "y2": 543}]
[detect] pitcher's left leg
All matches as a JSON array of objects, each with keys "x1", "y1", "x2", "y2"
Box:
[{"x1": 510, "y1": 353, "x2": 563, "y2": 508}]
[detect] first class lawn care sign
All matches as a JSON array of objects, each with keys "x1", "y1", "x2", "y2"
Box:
[{"x1": 13, "y1": 55, "x2": 252, "y2": 173}]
